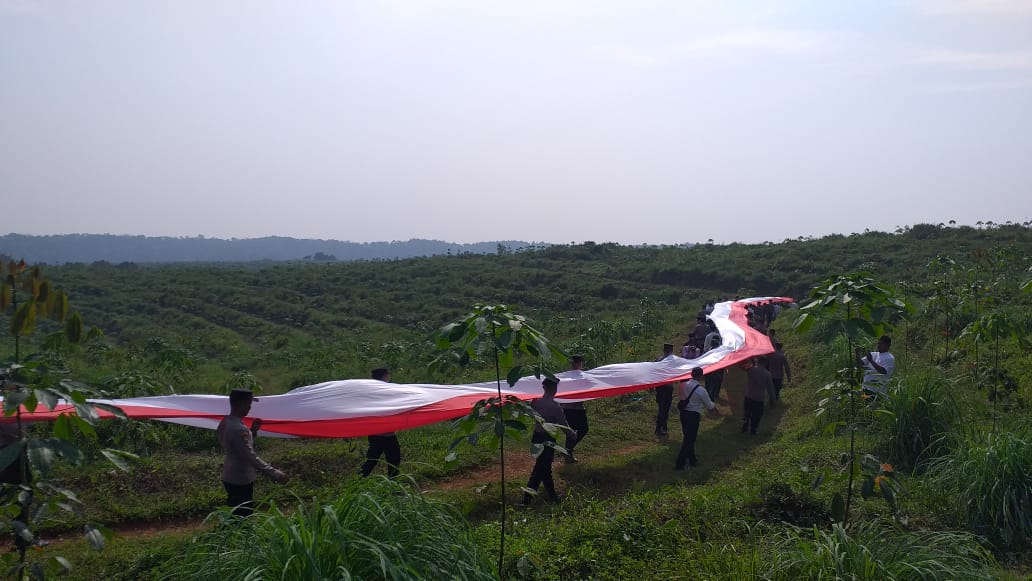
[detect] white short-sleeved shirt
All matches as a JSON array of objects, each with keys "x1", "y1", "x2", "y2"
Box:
[{"x1": 862, "y1": 351, "x2": 896, "y2": 394}]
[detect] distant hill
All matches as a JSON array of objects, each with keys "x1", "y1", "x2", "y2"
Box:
[{"x1": 0, "y1": 234, "x2": 541, "y2": 264}]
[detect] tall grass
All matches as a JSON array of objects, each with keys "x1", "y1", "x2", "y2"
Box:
[
  {"x1": 766, "y1": 520, "x2": 997, "y2": 580},
  {"x1": 928, "y1": 424, "x2": 1032, "y2": 551},
  {"x1": 158, "y1": 477, "x2": 493, "y2": 580},
  {"x1": 875, "y1": 370, "x2": 960, "y2": 470}
]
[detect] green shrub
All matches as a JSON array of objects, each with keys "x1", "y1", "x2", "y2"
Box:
[
  {"x1": 876, "y1": 370, "x2": 960, "y2": 470},
  {"x1": 158, "y1": 477, "x2": 493, "y2": 580},
  {"x1": 928, "y1": 425, "x2": 1032, "y2": 551},
  {"x1": 766, "y1": 520, "x2": 996, "y2": 580}
]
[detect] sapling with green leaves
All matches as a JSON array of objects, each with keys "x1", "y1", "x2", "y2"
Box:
[
  {"x1": 0, "y1": 260, "x2": 135, "y2": 580},
  {"x1": 961, "y1": 311, "x2": 1028, "y2": 430},
  {"x1": 793, "y1": 271, "x2": 910, "y2": 524},
  {"x1": 925, "y1": 255, "x2": 961, "y2": 367},
  {"x1": 430, "y1": 303, "x2": 566, "y2": 579}
]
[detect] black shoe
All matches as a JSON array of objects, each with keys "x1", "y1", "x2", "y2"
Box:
[
  {"x1": 689, "y1": 461, "x2": 699, "y2": 467},
  {"x1": 740, "y1": 423, "x2": 748, "y2": 433},
  {"x1": 674, "y1": 464, "x2": 686, "y2": 471}
]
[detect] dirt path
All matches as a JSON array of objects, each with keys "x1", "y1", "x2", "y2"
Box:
[{"x1": 34, "y1": 438, "x2": 678, "y2": 549}]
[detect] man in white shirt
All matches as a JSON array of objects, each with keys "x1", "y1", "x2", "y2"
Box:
[
  {"x1": 674, "y1": 367, "x2": 720, "y2": 470},
  {"x1": 856, "y1": 335, "x2": 896, "y2": 395}
]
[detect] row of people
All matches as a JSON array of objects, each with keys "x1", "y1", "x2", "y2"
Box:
[
  {"x1": 216, "y1": 332, "x2": 894, "y2": 513},
  {"x1": 215, "y1": 360, "x2": 591, "y2": 513}
]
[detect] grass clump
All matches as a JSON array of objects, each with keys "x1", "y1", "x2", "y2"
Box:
[
  {"x1": 928, "y1": 424, "x2": 1032, "y2": 551},
  {"x1": 766, "y1": 520, "x2": 997, "y2": 580},
  {"x1": 158, "y1": 476, "x2": 493, "y2": 580},
  {"x1": 875, "y1": 370, "x2": 960, "y2": 470}
]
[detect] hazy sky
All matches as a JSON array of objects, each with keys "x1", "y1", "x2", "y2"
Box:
[{"x1": 2, "y1": 0, "x2": 1031, "y2": 245}]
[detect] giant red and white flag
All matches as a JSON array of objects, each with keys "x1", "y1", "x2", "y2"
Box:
[{"x1": 1, "y1": 297, "x2": 791, "y2": 438}]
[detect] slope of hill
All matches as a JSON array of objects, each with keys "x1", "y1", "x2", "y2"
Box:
[
  {"x1": 6, "y1": 222, "x2": 1027, "y2": 393},
  {"x1": 2, "y1": 222, "x2": 1030, "y2": 579}
]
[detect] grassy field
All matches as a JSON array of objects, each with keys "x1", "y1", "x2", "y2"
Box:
[
  {"x1": 3, "y1": 227, "x2": 1031, "y2": 578},
  {"x1": 31, "y1": 319, "x2": 1029, "y2": 579}
]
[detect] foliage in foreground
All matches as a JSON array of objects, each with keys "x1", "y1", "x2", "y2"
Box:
[
  {"x1": 157, "y1": 477, "x2": 493, "y2": 581},
  {"x1": 928, "y1": 424, "x2": 1032, "y2": 552},
  {"x1": 765, "y1": 520, "x2": 997, "y2": 581},
  {"x1": 874, "y1": 369, "x2": 961, "y2": 471}
]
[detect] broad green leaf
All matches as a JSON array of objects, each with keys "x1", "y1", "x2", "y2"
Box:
[
  {"x1": 52, "y1": 556, "x2": 72, "y2": 573},
  {"x1": 23, "y1": 392, "x2": 38, "y2": 413},
  {"x1": 65, "y1": 311, "x2": 82, "y2": 343},
  {"x1": 860, "y1": 477, "x2": 875, "y2": 499},
  {"x1": 34, "y1": 388, "x2": 58, "y2": 411},
  {"x1": 506, "y1": 366, "x2": 524, "y2": 387},
  {"x1": 0, "y1": 440, "x2": 26, "y2": 472},
  {"x1": 57, "y1": 439, "x2": 84, "y2": 464},
  {"x1": 71, "y1": 415, "x2": 97, "y2": 438},
  {"x1": 73, "y1": 402, "x2": 99, "y2": 424},
  {"x1": 53, "y1": 414, "x2": 72, "y2": 440},
  {"x1": 436, "y1": 321, "x2": 457, "y2": 340},
  {"x1": 27, "y1": 439, "x2": 56, "y2": 474},
  {"x1": 2, "y1": 390, "x2": 29, "y2": 415},
  {"x1": 10, "y1": 301, "x2": 37, "y2": 337},
  {"x1": 830, "y1": 493, "x2": 845, "y2": 522},
  {"x1": 498, "y1": 329, "x2": 513, "y2": 350},
  {"x1": 473, "y1": 317, "x2": 488, "y2": 333},
  {"x1": 84, "y1": 525, "x2": 106, "y2": 551},
  {"x1": 67, "y1": 388, "x2": 89, "y2": 404},
  {"x1": 0, "y1": 282, "x2": 11, "y2": 311},
  {"x1": 101, "y1": 448, "x2": 137, "y2": 472},
  {"x1": 90, "y1": 402, "x2": 127, "y2": 420},
  {"x1": 792, "y1": 313, "x2": 813, "y2": 331}
]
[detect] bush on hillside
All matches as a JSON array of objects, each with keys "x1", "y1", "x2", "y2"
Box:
[
  {"x1": 928, "y1": 425, "x2": 1032, "y2": 552},
  {"x1": 875, "y1": 370, "x2": 960, "y2": 471},
  {"x1": 157, "y1": 477, "x2": 493, "y2": 580},
  {"x1": 766, "y1": 520, "x2": 996, "y2": 580}
]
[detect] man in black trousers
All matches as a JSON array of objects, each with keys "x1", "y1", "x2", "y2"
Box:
[
  {"x1": 561, "y1": 356, "x2": 589, "y2": 463},
  {"x1": 360, "y1": 368, "x2": 402, "y2": 478},
  {"x1": 654, "y1": 343, "x2": 676, "y2": 436}
]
